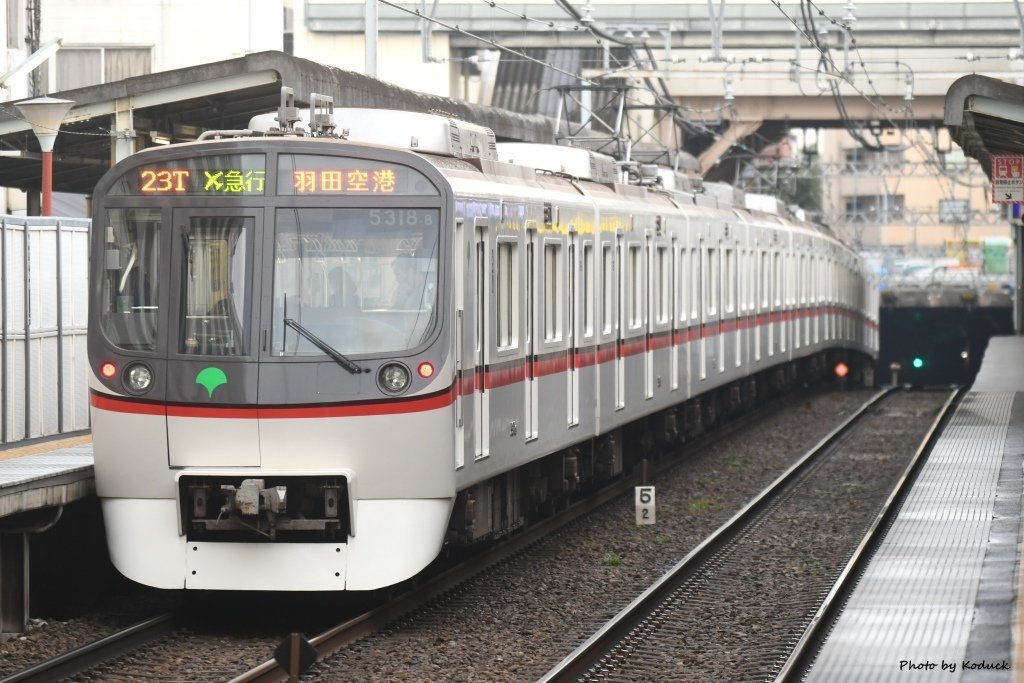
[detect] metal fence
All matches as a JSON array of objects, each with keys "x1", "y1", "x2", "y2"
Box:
[{"x1": 1, "y1": 216, "x2": 91, "y2": 444}]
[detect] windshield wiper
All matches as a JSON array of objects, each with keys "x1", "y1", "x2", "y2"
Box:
[{"x1": 284, "y1": 318, "x2": 365, "y2": 375}]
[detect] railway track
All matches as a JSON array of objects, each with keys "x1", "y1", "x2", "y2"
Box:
[
  {"x1": 538, "y1": 387, "x2": 958, "y2": 682},
  {"x1": 0, "y1": 386, "x2": 887, "y2": 682},
  {"x1": 228, "y1": 387, "x2": 806, "y2": 683},
  {"x1": 228, "y1": 388, "x2": 884, "y2": 682},
  {"x1": 0, "y1": 614, "x2": 177, "y2": 683}
]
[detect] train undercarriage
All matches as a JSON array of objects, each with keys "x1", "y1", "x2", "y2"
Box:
[{"x1": 447, "y1": 350, "x2": 872, "y2": 547}]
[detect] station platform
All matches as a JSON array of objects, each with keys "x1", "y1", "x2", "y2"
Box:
[
  {"x1": 806, "y1": 335, "x2": 1024, "y2": 682},
  {"x1": 0, "y1": 434, "x2": 94, "y2": 638},
  {"x1": 0, "y1": 434, "x2": 94, "y2": 519}
]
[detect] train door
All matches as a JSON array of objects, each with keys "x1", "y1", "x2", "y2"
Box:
[
  {"x1": 454, "y1": 218, "x2": 467, "y2": 469},
  {"x1": 755, "y1": 242, "x2": 763, "y2": 362},
  {"x1": 644, "y1": 229, "x2": 654, "y2": 399},
  {"x1": 773, "y1": 249, "x2": 782, "y2": 356},
  {"x1": 717, "y1": 242, "x2": 726, "y2": 374},
  {"x1": 167, "y1": 209, "x2": 262, "y2": 467},
  {"x1": 699, "y1": 237, "x2": 707, "y2": 381},
  {"x1": 700, "y1": 236, "x2": 721, "y2": 380},
  {"x1": 567, "y1": 226, "x2": 579, "y2": 426},
  {"x1": 670, "y1": 234, "x2": 679, "y2": 392},
  {"x1": 732, "y1": 244, "x2": 741, "y2": 369},
  {"x1": 473, "y1": 217, "x2": 490, "y2": 460},
  {"x1": 614, "y1": 230, "x2": 625, "y2": 409},
  {"x1": 525, "y1": 223, "x2": 539, "y2": 440}
]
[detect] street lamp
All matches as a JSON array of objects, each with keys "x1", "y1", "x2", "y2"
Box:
[{"x1": 14, "y1": 96, "x2": 74, "y2": 216}]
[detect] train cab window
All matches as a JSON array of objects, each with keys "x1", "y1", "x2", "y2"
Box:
[
  {"x1": 179, "y1": 217, "x2": 253, "y2": 356},
  {"x1": 271, "y1": 208, "x2": 440, "y2": 357},
  {"x1": 100, "y1": 209, "x2": 161, "y2": 352}
]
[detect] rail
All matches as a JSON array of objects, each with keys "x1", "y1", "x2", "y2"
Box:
[
  {"x1": 536, "y1": 387, "x2": 899, "y2": 683},
  {"x1": 773, "y1": 387, "x2": 962, "y2": 681},
  {"x1": 0, "y1": 613, "x2": 176, "y2": 683}
]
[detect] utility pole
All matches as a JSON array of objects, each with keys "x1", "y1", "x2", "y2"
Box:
[{"x1": 25, "y1": 0, "x2": 41, "y2": 96}]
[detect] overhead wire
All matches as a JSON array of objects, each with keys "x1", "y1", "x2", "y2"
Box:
[
  {"x1": 378, "y1": 0, "x2": 596, "y2": 83},
  {"x1": 790, "y1": 0, "x2": 991, "y2": 230}
]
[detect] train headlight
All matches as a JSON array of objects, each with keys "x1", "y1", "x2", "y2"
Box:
[
  {"x1": 124, "y1": 363, "x2": 153, "y2": 394},
  {"x1": 377, "y1": 363, "x2": 410, "y2": 394}
]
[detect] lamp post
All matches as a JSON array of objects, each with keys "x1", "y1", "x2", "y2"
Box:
[{"x1": 14, "y1": 96, "x2": 74, "y2": 216}]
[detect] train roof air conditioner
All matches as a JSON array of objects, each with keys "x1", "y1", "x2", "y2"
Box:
[{"x1": 247, "y1": 108, "x2": 499, "y2": 161}]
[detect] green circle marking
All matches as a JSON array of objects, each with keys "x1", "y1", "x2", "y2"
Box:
[{"x1": 195, "y1": 367, "x2": 228, "y2": 397}]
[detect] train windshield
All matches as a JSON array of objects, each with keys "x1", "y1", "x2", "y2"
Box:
[
  {"x1": 179, "y1": 217, "x2": 253, "y2": 356},
  {"x1": 272, "y1": 208, "x2": 440, "y2": 357},
  {"x1": 99, "y1": 209, "x2": 161, "y2": 351}
]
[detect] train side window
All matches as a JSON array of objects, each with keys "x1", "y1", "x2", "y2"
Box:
[
  {"x1": 656, "y1": 245, "x2": 669, "y2": 324},
  {"x1": 789, "y1": 253, "x2": 796, "y2": 306},
  {"x1": 496, "y1": 240, "x2": 517, "y2": 350},
  {"x1": 738, "y1": 249, "x2": 746, "y2": 313},
  {"x1": 677, "y1": 245, "x2": 687, "y2": 324},
  {"x1": 773, "y1": 252, "x2": 782, "y2": 307},
  {"x1": 544, "y1": 241, "x2": 562, "y2": 342},
  {"x1": 747, "y1": 250, "x2": 755, "y2": 311},
  {"x1": 601, "y1": 244, "x2": 613, "y2": 335},
  {"x1": 707, "y1": 247, "x2": 718, "y2": 316},
  {"x1": 583, "y1": 242, "x2": 594, "y2": 337},
  {"x1": 800, "y1": 254, "x2": 807, "y2": 304},
  {"x1": 724, "y1": 248, "x2": 735, "y2": 314},
  {"x1": 760, "y1": 250, "x2": 769, "y2": 308},
  {"x1": 628, "y1": 244, "x2": 642, "y2": 329},
  {"x1": 690, "y1": 247, "x2": 699, "y2": 320}
]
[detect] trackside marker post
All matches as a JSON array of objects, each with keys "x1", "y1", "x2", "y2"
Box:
[{"x1": 636, "y1": 486, "x2": 656, "y2": 525}]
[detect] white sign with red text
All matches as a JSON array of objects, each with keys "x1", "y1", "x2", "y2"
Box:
[{"x1": 992, "y1": 154, "x2": 1024, "y2": 203}]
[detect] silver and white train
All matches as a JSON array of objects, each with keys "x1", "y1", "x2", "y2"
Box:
[{"x1": 88, "y1": 101, "x2": 878, "y2": 591}]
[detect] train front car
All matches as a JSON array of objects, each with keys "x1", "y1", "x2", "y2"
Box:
[{"x1": 88, "y1": 137, "x2": 456, "y2": 590}]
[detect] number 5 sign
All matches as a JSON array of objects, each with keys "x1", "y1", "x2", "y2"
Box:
[{"x1": 635, "y1": 486, "x2": 656, "y2": 525}]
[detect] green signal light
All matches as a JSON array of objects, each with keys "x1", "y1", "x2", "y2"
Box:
[{"x1": 912, "y1": 357, "x2": 925, "y2": 369}]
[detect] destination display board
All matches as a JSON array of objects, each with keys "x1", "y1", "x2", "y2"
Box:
[
  {"x1": 277, "y1": 155, "x2": 439, "y2": 196},
  {"x1": 109, "y1": 154, "x2": 267, "y2": 196}
]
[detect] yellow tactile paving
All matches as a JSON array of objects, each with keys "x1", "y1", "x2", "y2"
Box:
[{"x1": 0, "y1": 434, "x2": 92, "y2": 462}]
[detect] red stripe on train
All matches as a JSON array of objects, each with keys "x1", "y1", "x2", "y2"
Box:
[{"x1": 90, "y1": 387, "x2": 455, "y2": 419}]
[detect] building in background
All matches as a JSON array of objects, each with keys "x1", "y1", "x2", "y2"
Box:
[
  {"x1": 819, "y1": 127, "x2": 1007, "y2": 264},
  {"x1": 0, "y1": 0, "x2": 1017, "y2": 268},
  {"x1": 0, "y1": 0, "x2": 284, "y2": 214}
]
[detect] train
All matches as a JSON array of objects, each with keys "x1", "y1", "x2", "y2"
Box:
[{"x1": 87, "y1": 92, "x2": 878, "y2": 591}]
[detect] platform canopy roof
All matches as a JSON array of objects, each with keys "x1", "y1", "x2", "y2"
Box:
[
  {"x1": 945, "y1": 74, "x2": 1024, "y2": 181},
  {"x1": 0, "y1": 51, "x2": 556, "y2": 196}
]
